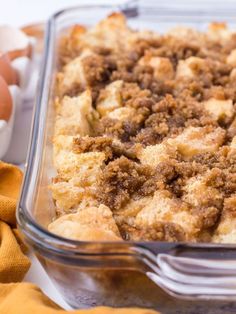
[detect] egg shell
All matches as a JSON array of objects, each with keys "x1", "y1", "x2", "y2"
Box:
[
  {"x1": 21, "y1": 23, "x2": 45, "y2": 54},
  {"x1": 11, "y1": 56, "x2": 31, "y2": 89},
  {"x1": 0, "y1": 53, "x2": 19, "y2": 85},
  {"x1": 0, "y1": 25, "x2": 30, "y2": 60},
  {"x1": 0, "y1": 75, "x2": 13, "y2": 121}
]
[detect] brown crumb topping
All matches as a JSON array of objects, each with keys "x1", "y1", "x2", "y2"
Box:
[
  {"x1": 73, "y1": 136, "x2": 113, "y2": 159},
  {"x1": 96, "y1": 157, "x2": 156, "y2": 211},
  {"x1": 51, "y1": 14, "x2": 236, "y2": 243},
  {"x1": 119, "y1": 221, "x2": 186, "y2": 242}
]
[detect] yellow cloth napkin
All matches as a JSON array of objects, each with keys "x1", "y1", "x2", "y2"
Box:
[
  {"x1": 0, "y1": 161, "x2": 160, "y2": 314},
  {"x1": 0, "y1": 283, "x2": 158, "y2": 314},
  {"x1": 0, "y1": 161, "x2": 31, "y2": 283}
]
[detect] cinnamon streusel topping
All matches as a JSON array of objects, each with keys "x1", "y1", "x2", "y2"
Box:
[{"x1": 49, "y1": 14, "x2": 236, "y2": 243}]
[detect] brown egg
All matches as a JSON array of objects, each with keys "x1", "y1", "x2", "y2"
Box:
[
  {"x1": 0, "y1": 26, "x2": 30, "y2": 60},
  {"x1": 0, "y1": 75, "x2": 13, "y2": 121},
  {"x1": 0, "y1": 53, "x2": 19, "y2": 85}
]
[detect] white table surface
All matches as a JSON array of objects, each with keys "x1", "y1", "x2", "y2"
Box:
[{"x1": 0, "y1": 0, "x2": 127, "y2": 309}]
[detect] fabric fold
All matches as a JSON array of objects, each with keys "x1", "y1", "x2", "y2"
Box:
[
  {"x1": 0, "y1": 161, "x2": 31, "y2": 283},
  {"x1": 0, "y1": 222, "x2": 30, "y2": 283},
  {"x1": 0, "y1": 283, "x2": 158, "y2": 314}
]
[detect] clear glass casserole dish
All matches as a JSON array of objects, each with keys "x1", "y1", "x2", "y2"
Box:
[{"x1": 17, "y1": 1, "x2": 236, "y2": 312}]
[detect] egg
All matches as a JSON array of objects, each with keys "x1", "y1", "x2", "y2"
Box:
[
  {"x1": 0, "y1": 53, "x2": 19, "y2": 85},
  {"x1": 0, "y1": 25, "x2": 30, "y2": 60},
  {"x1": 0, "y1": 75, "x2": 13, "y2": 121}
]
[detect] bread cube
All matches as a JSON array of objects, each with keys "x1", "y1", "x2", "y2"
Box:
[
  {"x1": 168, "y1": 126, "x2": 225, "y2": 158},
  {"x1": 57, "y1": 49, "x2": 93, "y2": 95},
  {"x1": 90, "y1": 13, "x2": 127, "y2": 45},
  {"x1": 183, "y1": 171, "x2": 223, "y2": 208},
  {"x1": 50, "y1": 179, "x2": 98, "y2": 212},
  {"x1": 203, "y1": 98, "x2": 234, "y2": 121},
  {"x1": 53, "y1": 135, "x2": 74, "y2": 151},
  {"x1": 80, "y1": 13, "x2": 131, "y2": 51},
  {"x1": 107, "y1": 107, "x2": 136, "y2": 121},
  {"x1": 68, "y1": 15, "x2": 156, "y2": 53},
  {"x1": 139, "y1": 55, "x2": 174, "y2": 80},
  {"x1": 230, "y1": 68, "x2": 236, "y2": 80},
  {"x1": 48, "y1": 204, "x2": 121, "y2": 241},
  {"x1": 213, "y1": 196, "x2": 236, "y2": 243},
  {"x1": 227, "y1": 49, "x2": 236, "y2": 67},
  {"x1": 115, "y1": 196, "x2": 152, "y2": 226},
  {"x1": 67, "y1": 24, "x2": 87, "y2": 46},
  {"x1": 53, "y1": 135, "x2": 73, "y2": 155},
  {"x1": 50, "y1": 181, "x2": 85, "y2": 211},
  {"x1": 55, "y1": 150, "x2": 105, "y2": 184},
  {"x1": 97, "y1": 80, "x2": 123, "y2": 116},
  {"x1": 137, "y1": 142, "x2": 177, "y2": 167},
  {"x1": 52, "y1": 135, "x2": 74, "y2": 168},
  {"x1": 135, "y1": 190, "x2": 199, "y2": 240},
  {"x1": 231, "y1": 136, "x2": 236, "y2": 149},
  {"x1": 228, "y1": 136, "x2": 236, "y2": 157},
  {"x1": 208, "y1": 22, "x2": 232, "y2": 42},
  {"x1": 213, "y1": 229, "x2": 236, "y2": 244},
  {"x1": 176, "y1": 57, "x2": 206, "y2": 79},
  {"x1": 94, "y1": 12, "x2": 127, "y2": 34},
  {"x1": 54, "y1": 90, "x2": 95, "y2": 136}
]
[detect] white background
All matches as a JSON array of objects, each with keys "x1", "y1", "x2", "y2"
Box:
[{"x1": 0, "y1": 0, "x2": 128, "y2": 27}]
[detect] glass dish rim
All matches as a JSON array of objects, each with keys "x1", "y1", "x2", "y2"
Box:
[{"x1": 17, "y1": 1, "x2": 236, "y2": 254}]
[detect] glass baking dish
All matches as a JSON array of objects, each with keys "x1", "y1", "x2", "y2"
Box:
[{"x1": 17, "y1": 0, "x2": 236, "y2": 312}]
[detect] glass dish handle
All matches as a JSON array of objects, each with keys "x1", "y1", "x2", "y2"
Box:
[{"x1": 144, "y1": 253, "x2": 236, "y2": 300}]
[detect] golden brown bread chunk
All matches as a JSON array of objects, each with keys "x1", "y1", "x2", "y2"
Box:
[
  {"x1": 213, "y1": 195, "x2": 236, "y2": 243},
  {"x1": 50, "y1": 180, "x2": 85, "y2": 212},
  {"x1": 139, "y1": 53, "x2": 174, "y2": 80},
  {"x1": 227, "y1": 49, "x2": 236, "y2": 67},
  {"x1": 203, "y1": 98, "x2": 234, "y2": 122},
  {"x1": 97, "y1": 80, "x2": 123, "y2": 116},
  {"x1": 167, "y1": 126, "x2": 225, "y2": 158},
  {"x1": 62, "y1": 13, "x2": 159, "y2": 56},
  {"x1": 135, "y1": 190, "x2": 200, "y2": 241},
  {"x1": 48, "y1": 205, "x2": 121, "y2": 241},
  {"x1": 57, "y1": 49, "x2": 94, "y2": 95},
  {"x1": 207, "y1": 22, "x2": 233, "y2": 42},
  {"x1": 230, "y1": 136, "x2": 236, "y2": 149},
  {"x1": 176, "y1": 57, "x2": 207, "y2": 80},
  {"x1": 50, "y1": 180, "x2": 97, "y2": 213},
  {"x1": 137, "y1": 142, "x2": 177, "y2": 167},
  {"x1": 54, "y1": 150, "x2": 105, "y2": 183},
  {"x1": 54, "y1": 89, "x2": 96, "y2": 136},
  {"x1": 182, "y1": 169, "x2": 223, "y2": 209}
]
